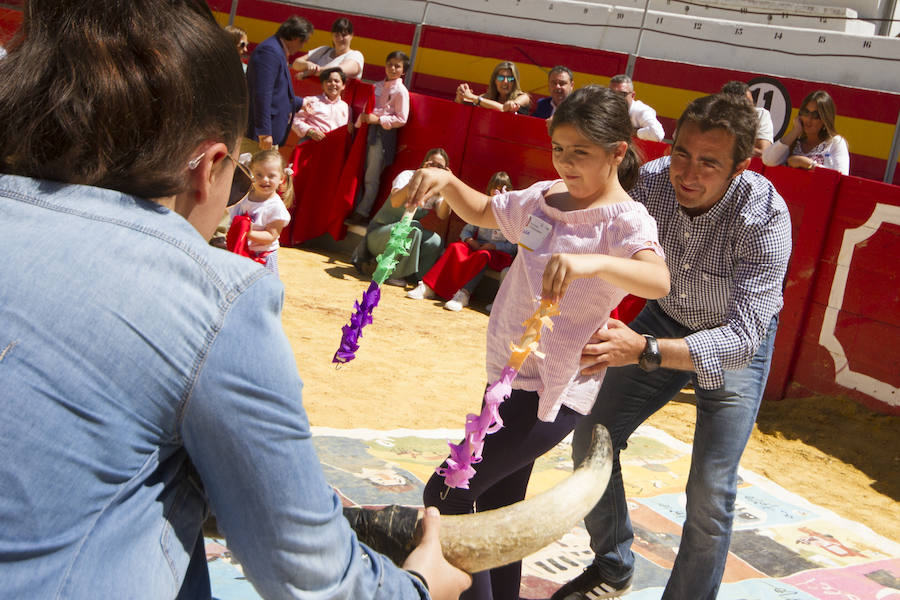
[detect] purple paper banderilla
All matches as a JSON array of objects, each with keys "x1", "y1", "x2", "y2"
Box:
[
  {"x1": 333, "y1": 281, "x2": 381, "y2": 364},
  {"x1": 435, "y1": 365, "x2": 518, "y2": 489}
]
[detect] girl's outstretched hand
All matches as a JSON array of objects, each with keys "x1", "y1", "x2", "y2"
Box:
[
  {"x1": 542, "y1": 253, "x2": 603, "y2": 303},
  {"x1": 406, "y1": 167, "x2": 452, "y2": 209}
]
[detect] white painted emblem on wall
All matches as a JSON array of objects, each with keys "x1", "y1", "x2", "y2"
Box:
[{"x1": 819, "y1": 203, "x2": 900, "y2": 407}]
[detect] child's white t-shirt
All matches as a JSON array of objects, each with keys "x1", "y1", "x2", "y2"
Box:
[{"x1": 229, "y1": 192, "x2": 291, "y2": 252}]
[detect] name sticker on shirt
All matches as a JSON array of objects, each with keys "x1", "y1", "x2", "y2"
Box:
[{"x1": 519, "y1": 215, "x2": 552, "y2": 252}]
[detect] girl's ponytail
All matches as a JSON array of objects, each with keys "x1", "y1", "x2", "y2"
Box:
[
  {"x1": 618, "y1": 142, "x2": 642, "y2": 191},
  {"x1": 279, "y1": 165, "x2": 294, "y2": 209}
]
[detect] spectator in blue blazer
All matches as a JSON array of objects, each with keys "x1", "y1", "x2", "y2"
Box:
[{"x1": 246, "y1": 16, "x2": 313, "y2": 151}]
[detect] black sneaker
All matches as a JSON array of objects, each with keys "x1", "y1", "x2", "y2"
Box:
[{"x1": 550, "y1": 563, "x2": 633, "y2": 599}]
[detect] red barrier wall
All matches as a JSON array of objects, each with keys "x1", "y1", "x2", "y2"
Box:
[
  {"x1": 760, "y1": 165, "x2": 843, "y2": 402},
  {"x1": 0, "y1": 5, "x2": 22, "y2": 43},
  {"x1": 3, "y1": 1, "x2": 897, "y2": 413},
  {"x1": 363, "y1": 93, "x2": 900, "y2": 413},
  {"x1": 787, "y1": 176, "x2": 900, "y2": 414}
]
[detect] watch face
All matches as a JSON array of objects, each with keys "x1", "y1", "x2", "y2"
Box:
[{"x1": 639, "y1": 335, "x2": 661, "y2": 372}]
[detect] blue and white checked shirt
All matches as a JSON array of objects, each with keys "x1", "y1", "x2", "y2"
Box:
[{"x1": 630, "y1": 157, "x2": 792, "y2": 389}]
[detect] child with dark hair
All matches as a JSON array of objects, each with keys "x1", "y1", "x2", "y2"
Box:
[
  {"x1": 291, "y1": 67, "x2": 350, "y2": 142},
  {"x1": 408, "y1": 85, "x2": 671, "y2": 600},
  {"x1": 349, "y1": 50, "x2": 412, "y2": 224}
]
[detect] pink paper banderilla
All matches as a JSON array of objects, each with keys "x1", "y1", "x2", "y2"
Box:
[{"x1": 438, "y1": 299, "x2": 560, "y2": 490}]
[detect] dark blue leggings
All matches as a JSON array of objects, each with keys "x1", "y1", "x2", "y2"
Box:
[{"x1": 423, "y1": 389, "x2": 581, "y2": 600}]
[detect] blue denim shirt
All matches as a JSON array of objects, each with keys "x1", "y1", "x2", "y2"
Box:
[{"x1": 0, "y1": 175, "x2": 428, "y2": 599}]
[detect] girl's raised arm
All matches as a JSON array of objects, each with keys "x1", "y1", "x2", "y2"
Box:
[
  {"x1": 542, "y1": 250, "x2": 670, "y2": 304},
  {"x1": 406, "y1": 168, "x2": 498, "y2": 229}
]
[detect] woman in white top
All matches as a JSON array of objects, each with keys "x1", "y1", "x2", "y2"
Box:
[
  {"x1": 292, "y1": 17, "x2": 364, "y2": 80},
  {"x1": 762, "y1": 89, "x2": 849, "y2": 175}
]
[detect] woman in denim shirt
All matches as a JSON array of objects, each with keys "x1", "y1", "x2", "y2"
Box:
[{"x1": 0, "y1": 1, "x2": 468, "y2": 599}]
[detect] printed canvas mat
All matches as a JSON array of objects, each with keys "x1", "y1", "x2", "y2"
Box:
[{"x1": 206, "y1": 425, "x2": 900, "y2": 599}]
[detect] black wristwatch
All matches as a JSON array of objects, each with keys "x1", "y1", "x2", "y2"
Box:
[{"x1": 638, "y1": 334, "x2": 661, "y2": 372}]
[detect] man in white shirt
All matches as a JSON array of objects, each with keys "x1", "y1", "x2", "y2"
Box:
[
  {"x1": 721, "y1": 80, "x2": 773, "y2": 156},
  {"x1": 609, "y1": 74, "x2": 665, "y2": 142}
]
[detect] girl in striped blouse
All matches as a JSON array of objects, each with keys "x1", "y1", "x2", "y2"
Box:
[{"x1": 409, "y1": 86, "x2": 670, "y2": 600}]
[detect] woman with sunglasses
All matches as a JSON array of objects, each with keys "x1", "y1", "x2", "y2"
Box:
[
  {"x1": 762, "y1": 89, "x2": 849, "y2": 174},
  {"x1": 224, "y1": 24, "x2": 249, "y2": 71},
  {"x1": 456, "y1": 60, "x2": 532, "y2": 114},
  {"x1": 0, "y1": 1, "x2": 470, "y2": 599},
  {"x1": 292, "y1": 16, "x2": 365, "y2": 80},
  {"x1": 356, "y1": 148, "x2": 452, "y2": 287}
]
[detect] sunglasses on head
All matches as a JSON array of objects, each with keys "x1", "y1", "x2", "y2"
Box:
[
  {"x1": 496, "y1": 75, "x2": 515, "y2": 82},
  {"x1": 799, "y1": 108, "x2": 821, "y2": 119},
  {"x1": 188, "y1": 152, "x2": 255, "y2": 207}
]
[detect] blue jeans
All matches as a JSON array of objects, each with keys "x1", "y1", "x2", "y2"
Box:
[{"x1": 571, "y1": 301, "x2": 778, "y2": 600}]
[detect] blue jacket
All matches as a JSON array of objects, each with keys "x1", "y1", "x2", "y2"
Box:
[
  {"x1": 246, "y1": 35, "x2": 304, "y2": 145},
  {"x1": 0, "y1": 174, "x2": 428, "y2": 600},
  {"x1": 531, "y1": 96, "x2": 554, "y2": 119}
]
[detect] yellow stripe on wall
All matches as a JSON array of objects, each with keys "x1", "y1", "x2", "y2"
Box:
[
  {"x1": 214, "y1": 12, "x2": 412, "y2": 74},
  {"x1": 215, "y1": 11, "x2": 893, "y2": 161},
  {"x1": 638, "y1": 81, "x2": 893, "y2": 159}
]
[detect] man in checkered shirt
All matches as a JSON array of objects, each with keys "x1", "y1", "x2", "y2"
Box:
[{"x1": 553, "y1": 94, "x2": 792, "y2": 600}]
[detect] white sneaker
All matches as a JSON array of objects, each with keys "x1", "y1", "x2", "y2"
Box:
[
  {"x1": 406, "y1": 282, "x2": 437, "y2": 300},
  {"x1": 444, "y1": 289, "x2": 470, "y2": 312}
]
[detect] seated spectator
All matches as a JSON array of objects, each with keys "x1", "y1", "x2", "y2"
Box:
[
  {"x1": 355, "y1": 148, "x2": 452, "y2": 287},
  {"x1": 291, "y1": 67, "x2": 350, "y2": 142},
  {"x1": 407, "y1": 171, "x2": 517, "y2": 311},
  {"x1": 292, "y1": 17, "x2": 364, "y2": 79},
  {"x1": 532, "y1": 65, "x2": 574, "y2": 119},
  {"x1": 609, "y1": 74, "x2": 665, "y2": 142},
  {"x1": 349, "y1": 50, "x2": 411, "y2": 225},
  {"x1": 721, "y1": 80, "x2": 773, "y2": 156},
  {"x1": 0, "y1": 1, "x2": 470, "y2": 598},
  {"x1": 456, "y1": 61, "x2": 532, "y2": 114},
  {"x1": 224, "y1": 24, "x2": 249, "y2": 72},
  {"x1": 762, "y1": 89, "x2": 849, "y2": 175}
]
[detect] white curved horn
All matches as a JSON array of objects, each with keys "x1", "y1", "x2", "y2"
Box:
[{"x1": 438, "y1": 424, "x2": 612, "y2": 573}]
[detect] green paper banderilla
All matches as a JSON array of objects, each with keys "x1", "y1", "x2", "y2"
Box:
[{"x1": 371, "y1": 208, "x2": 417, "y2": 284}]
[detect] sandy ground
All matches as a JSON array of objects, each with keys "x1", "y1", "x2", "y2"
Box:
[{"x1": 277, "y1": 241, "x2": 899, "y2": 544}]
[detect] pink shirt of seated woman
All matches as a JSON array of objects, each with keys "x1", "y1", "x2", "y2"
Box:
[{"x1": 291, "y1": 67, "x2": 350, "y2": 141}]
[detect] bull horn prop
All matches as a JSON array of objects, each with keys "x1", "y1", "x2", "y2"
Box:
[
  {"x1": 437, "y1": 423, "x2": 611, "y2": 573},
  {"x1": 206, "y1": 425, "x2": 612, "y2": 575},
  {"x1": 342, "y1": 424, "x2": 612, "y2": 573}
]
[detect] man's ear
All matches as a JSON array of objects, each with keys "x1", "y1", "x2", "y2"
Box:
[
  {"x1": 732, "y1": 156, "x2": 752, "y2": 178},
  {"x1": 184, "y1": 142, "x2": 230, "y2": 206}
]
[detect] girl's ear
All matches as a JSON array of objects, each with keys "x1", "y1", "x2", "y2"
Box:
[{"x1": 612, "y1": 141, "x2": 628, "y2": 164}]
